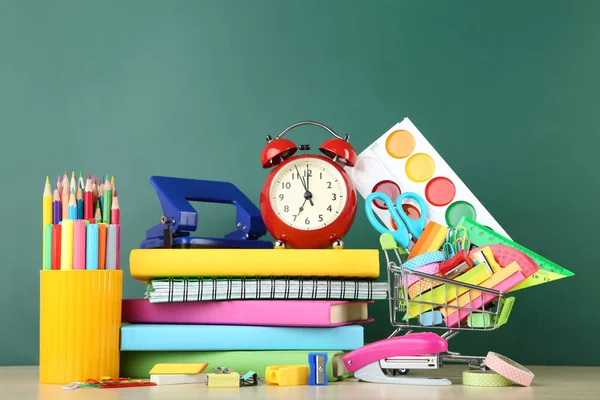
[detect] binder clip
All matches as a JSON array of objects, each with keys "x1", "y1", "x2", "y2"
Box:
[
  {"x1": 141, "y1": 176, "x2": 273, "y2": 249},
  {"x1": 308, "y1": 352, "x2": 328, "y2": 386},
  {"x1": 239, "y1": 370, "x2": 259, "y2": 387}
]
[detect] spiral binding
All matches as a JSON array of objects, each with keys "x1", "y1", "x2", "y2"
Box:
[{"x1": 162, "y1": 276, "x2": 376, "y2": 302}]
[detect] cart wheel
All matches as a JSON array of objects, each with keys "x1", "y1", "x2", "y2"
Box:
[{"x1": 399, "y1": 369, "x2": 409, "y2": 375}]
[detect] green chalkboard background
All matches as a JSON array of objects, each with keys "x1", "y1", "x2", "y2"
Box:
[{"x1": 0, "y1": 0, "x2": 595, "y2": 366}]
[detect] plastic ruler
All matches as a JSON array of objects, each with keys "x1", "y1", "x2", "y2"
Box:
[
  {"x1": 458, "y1": 217, "x2": 574, "y2": 291},
  {"x1": 485, "y1": 245, "x2": 539, "y2": 278}
]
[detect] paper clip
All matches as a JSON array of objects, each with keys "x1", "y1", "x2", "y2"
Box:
[
  {"x1": 62, "y1": 382, "x2": 83, "y2": 390},
  {"x1": 213, "y1": 366, "x2": 231, "y2": 374},
  {"x1": 63, "y1": 381, "x2": 100, "y2": 390},
  {"x1": 442, "y1": 228, "x2": 457, "y2": 259},
  {"x1": 442, "y1": 242, "x2": 455, "y2": 259},
  {"x1": 455, "y1": 225, "x2": 471, "y2": 251}
]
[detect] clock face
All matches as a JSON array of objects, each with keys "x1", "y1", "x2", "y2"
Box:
[{"x1": 269, "y1": 157, "x2": 348, "y2": 230}]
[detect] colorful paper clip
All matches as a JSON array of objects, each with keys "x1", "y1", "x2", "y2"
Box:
[{"x1": 455, "y1": 225, "x2": 471, "y2": 251}]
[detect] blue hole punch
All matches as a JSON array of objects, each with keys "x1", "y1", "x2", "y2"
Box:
[
  {"x1": 141, "y1": 176, "x2": 273, "y2": 249},
  {"x1": 308, "y1": 352, "x2": 328, "y2": 386}
]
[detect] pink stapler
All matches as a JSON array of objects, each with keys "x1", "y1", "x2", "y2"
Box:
[{"x1": 342, "y1": 332, "x2": 452, "y2": 386}]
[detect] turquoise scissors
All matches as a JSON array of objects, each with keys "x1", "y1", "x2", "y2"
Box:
[{"x1": 365, "y1": 191, "x2": 428, "y2": 249}]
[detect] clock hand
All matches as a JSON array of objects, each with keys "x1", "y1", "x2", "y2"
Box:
[
  {"x1": 295, "y1": 165, "x2": 314, "y2": 206},
  {"x1": 295, "y1": 166, "x2": 308, "y2": 192},
  {"x1": 305, "y1": 165, "x2": 314, "y2": 206},
  {"x1": 297, "y1": 198, "x2": 307, "y2": 215}
]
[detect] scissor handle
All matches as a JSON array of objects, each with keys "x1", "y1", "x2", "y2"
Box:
[
  {"x1": 395, "y1": 192, "x2": 428, "y2": 239},
  {"x1": 365, "y1": 192, "x2": 410, "y2": 249}
]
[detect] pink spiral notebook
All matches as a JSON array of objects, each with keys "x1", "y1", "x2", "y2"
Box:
[{"x1": 122, "y1": 299, "x2": 373, "y2": 327}]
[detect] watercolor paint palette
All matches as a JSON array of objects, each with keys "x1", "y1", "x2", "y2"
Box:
[{"x1": 347, "y1": 117, "x2": 510, "y2": 239}]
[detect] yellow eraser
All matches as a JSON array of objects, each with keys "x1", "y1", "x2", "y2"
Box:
[
  {"x1": 472, "y1": 246, "x2": 502, "y2": 273},
  {"x1": 149, "y1": 362, "x2": 208, "y2": 375},
  {"x1": 265, "y1": 365, "x2": 309, "y2": 386},
  {"x1": 207, "y1": 373, "x2": 240, "y2": 388}
]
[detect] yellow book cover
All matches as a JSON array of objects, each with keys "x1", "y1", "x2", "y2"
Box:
[{"x1": 130, "y1": 248, "x2": 380, "y2": 283}]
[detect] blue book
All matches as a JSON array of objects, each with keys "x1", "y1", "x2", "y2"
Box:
[{"x1": 120, "y1": 324, "x2": 364, "y2": 351}]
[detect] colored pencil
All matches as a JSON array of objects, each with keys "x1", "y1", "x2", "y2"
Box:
[
  {"x1": 86, "y1": 223, "x2": 99, "y2": 270},
  {"x1": 51, "y1": 224, "x2": 61, "y2": 270},
  {"x1": 92, "y1": 175, "x2": 98, "y2": 209},
  {"x1": 84, "y1": 174, "x2": 93, "y2": 220},
  {"x1": 98, "y1": 223, "x2": 107, "y2": 270},
  {"x1": 98, "y1": 188, "x2": 103, "y2": 217},
  {"x1": 76, "y1": 186, "x2": 84, "y2": 219},
  {"x1": 73, "y1": 220, "x2": 86, "y2": 270},
  {"x1": 61, "y1": 177, "x2": 69, "y2": 221},
  {"x1": 70, "y1": 171, "x2": 76, "y2": 194},
  {"x1": 106, "y1": 224, "x2": 117, "y2": 270},
  {"x1": 42, "y1": 177, "x2": 52, "y2": 271},
  {"x1": 116, "y1": 224, "x2": 120, "y2": 270},
  {"x1": 60, "y1": 219, "x2": 74, "y2": 270},
  {"x1": 43, "y1": 224, "x2": 52, "y2": 271},
  {"x1": 68, "y1": 188, "x2": 77, "y2": 220},
  {"x1": 78, "y1": 172, "x2": 84, "y2": 191},
  {"x1": 111, "y1": 191, "x2": 120, "y2": 224},
  {"x1": 103, "y1": 177, "x2": 112, "y2": 224},
  {"x1": 52, "y1": 189, "x2": 61, "y2": 224},
  {"x1": 95, "y1": 201, "x2": 102, "y2": 223},
  {"x1": 43, "y1": 177, "x2": 52, "y2": 224},
  {"x1": 45, "y1": 171, "x2": 121, "y2": 271}
]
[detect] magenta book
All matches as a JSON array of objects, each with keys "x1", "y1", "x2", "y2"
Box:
[{"x1": 122, "y1": 299, "x2": 373, "y2": 327}]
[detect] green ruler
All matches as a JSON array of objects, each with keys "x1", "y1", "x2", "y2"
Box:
[{"x1": 457, "y1": 217, "x2": 574, "y2": 291}]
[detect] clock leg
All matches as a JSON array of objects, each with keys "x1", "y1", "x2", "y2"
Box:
[
  {"x1": 274, "y1": 240, "x2": 286, "y2": 249},
  {"x1": 331, "y1": 239, "x2": 344, "y2": 250}
]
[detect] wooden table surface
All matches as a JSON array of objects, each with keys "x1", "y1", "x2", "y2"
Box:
[{"x1": 2, "y1": 365, "x2": 599, "y2": 399}]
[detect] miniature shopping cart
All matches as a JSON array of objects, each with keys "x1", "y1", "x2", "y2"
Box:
[{"x1": 341, "y1": 233, "x2": 515, "y2": 386}]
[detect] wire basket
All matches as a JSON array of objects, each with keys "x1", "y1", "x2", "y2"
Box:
[{"x1": 383, "y1": 245, "x2": 514, "y2": 340}]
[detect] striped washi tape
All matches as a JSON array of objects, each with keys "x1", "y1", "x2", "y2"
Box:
[
  {"x1": 462, "y1": 370, "x2": 513, "y2": 387},
  {"x1": 402, "y1": 251, "x2": 446, "y2": 270},
  {"x1": 484, "y1": 352, "x2": 535, "y2": 386}
]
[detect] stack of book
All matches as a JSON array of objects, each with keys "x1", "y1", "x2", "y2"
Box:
[{"x1": 120, "y1": 248, "x2": 387, "y2": 380}]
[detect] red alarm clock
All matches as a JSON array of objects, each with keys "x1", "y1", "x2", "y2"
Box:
[{"x1": 259, "y1": 121, "x2": 358, "y2": 249}]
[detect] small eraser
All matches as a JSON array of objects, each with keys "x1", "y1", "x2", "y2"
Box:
[
  {"x1": 207, "y1": 373, "x2": 239, "y2": 388},
  {"x1": 420, "y1": 310, "x2": 443, "y2": 326}
]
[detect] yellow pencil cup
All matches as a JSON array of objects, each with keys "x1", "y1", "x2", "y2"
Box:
[{"x1": 39, "y1": 270, "x2": 123, "y2": 384}]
